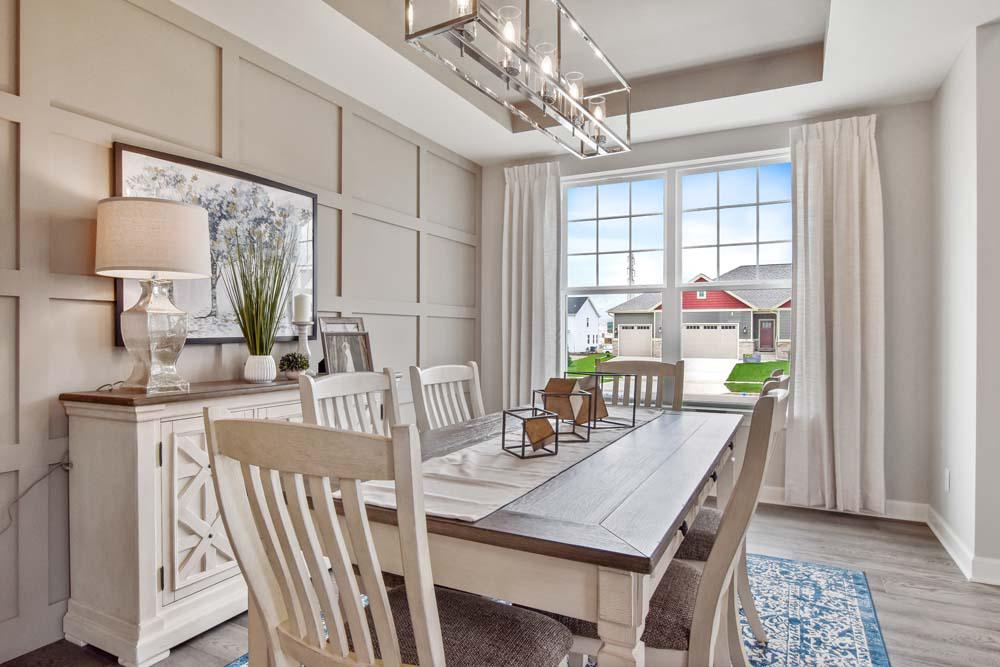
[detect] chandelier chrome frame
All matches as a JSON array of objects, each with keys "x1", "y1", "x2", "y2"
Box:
[{"x1": 404, "y1": 0, "x2": 632, "y2": 159}]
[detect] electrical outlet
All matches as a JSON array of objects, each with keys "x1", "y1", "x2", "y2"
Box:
[{"x1": 944, "y1": 467, "x2": 951, "y2": 493}]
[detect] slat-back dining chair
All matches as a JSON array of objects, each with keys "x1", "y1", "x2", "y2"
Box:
[
  {"x1": 548, "y1": 388, "x2": 789, "y2": 666},
  {"x1": 300, "y1": 369, "x2": 407, "y2": 590},
  {"x1": 299, "y1": 369, "x2": 401, "y2": 435},
  {"x1": 409, "y1": 362, "x2": 486, "y2": 432},
  {"x1": 674, "y1": 372, "x2": 792, "y2": 648},
  {"x1": 595, "y1": 358, "x2": 685, "y2": 411},
  {"x1": 204, "y1": 410, "x2": 573, "y2": 667}
]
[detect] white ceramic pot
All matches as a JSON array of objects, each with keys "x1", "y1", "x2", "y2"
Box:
[{"x1": 244, "y1": 355, "x2": 276, "y2": 384}]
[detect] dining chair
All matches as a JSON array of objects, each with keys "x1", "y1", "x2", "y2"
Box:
[
  {"x1": 594, "y1": 358, "x2": 685, "y2": 411},
  {"x1": 203, "y1": 410, "x2": 573, "y2": 666},
  {"x1": 409, "y1": 361, "x2": 486, "y2": 432},
  {"x1": 299, "y1": 369, "x2": 401, "y2": 435},
  {"x1": 545, "y1": 388, "x2": 789, "y2": 666},
  {"x1": 673, "y1": 372, "x2": 792, "y2": 647},
  {"x1": 300, "y1": 370, "x2": 406, "y2": 590}
]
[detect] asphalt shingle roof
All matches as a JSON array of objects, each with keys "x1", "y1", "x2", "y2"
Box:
[
  {"x1": 567, "y1": 296, "x2": 590, "y2": 315},
  {"x1": 608, "y1": 292, "x2": 661, "y2": 313},
  {"x1": 606, "y1": 263, "x2": 792, "y2": 312}
]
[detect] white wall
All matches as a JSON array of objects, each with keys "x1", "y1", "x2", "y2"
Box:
[
  {"x1": 930, "y1": 36, "x2": 979, "y2": 564},
  {"x1": 974, "y1": 22, "x2": 1000, "y2": 568},
  {"x1": 481, "y1": 101, "x2": 935, "y2": 509},
  {"x1": 0, "y1": 0, "x2": 481, "y2": 660}
]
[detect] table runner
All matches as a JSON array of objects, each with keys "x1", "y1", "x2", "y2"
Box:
[{"x1": 360, "y1": 406, "x2": 664, "y2": 522}]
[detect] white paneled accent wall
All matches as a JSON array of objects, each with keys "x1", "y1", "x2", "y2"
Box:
[{"x1": 0, "y1": 0, "x2": 481, "y2": 660}]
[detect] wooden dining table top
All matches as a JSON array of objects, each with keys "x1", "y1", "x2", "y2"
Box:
[{"x1": 361, "y1": 409, "x2": 743, "y2": 574}]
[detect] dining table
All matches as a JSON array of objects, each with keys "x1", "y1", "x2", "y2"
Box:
[{"x1": 248, "y1": 407, "x2": 743, "y2": 667}]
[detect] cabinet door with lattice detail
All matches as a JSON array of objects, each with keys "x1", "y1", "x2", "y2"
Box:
[{"x1": 160, "y1": 413, "x2": 250, "y2": 604}]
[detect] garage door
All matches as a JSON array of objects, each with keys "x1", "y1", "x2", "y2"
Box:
[
  {"x1": 682, "y1": 323, "x2": 739, "y2": 359},
  {"x1": 618, "y1": 324, "x2": 653, "y2": 357}
]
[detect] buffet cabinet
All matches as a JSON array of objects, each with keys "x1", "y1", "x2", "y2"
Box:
[{"x1": 59, "y1": 381, "x2": 303, "y2": 667}]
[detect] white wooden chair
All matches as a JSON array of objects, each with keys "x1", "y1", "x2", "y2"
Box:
[
  {"x1": 203, "y1": 410, "x2": 574, "y2": 666},
  {"x1": 409, "y1": 362, "x2": 486, "y2": 432},
  {"x1": 299, "y1": 369, "x2": 401, "y2": 435},
  {"x1": 594, "y1": 359, "x2": 685, "y2": 411},
  {"x1": 547, "y1": 388, "x2": 789, "y2": 666},
  {"x1": 674, "y1": 372, "x2": 792, "y2": 648}
]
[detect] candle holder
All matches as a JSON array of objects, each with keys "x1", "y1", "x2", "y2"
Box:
[
  {"x1": 534, "y1": 42, "x2": 558, "y2": 104},
  {"x1": 292, "y1": 320, "x2": 313, "y2": 367},
  {"x1": 497, "y1": 5, "x2": 522, "y2": 78},
  {"x1": 564, "y1": 371, "x2": 638, "y2": 429},
  {"x1": 532, "y1": 378, "x2": 591, "y2": 442},
  {"x1": 563, "y1": 71, "x2": 585, "y2": 127},
  {"x1": 501, "y1": 407, "x2": 560, "y2": 459},
  {"x1": 589, "y1": 96, "x2": 608, "y2": 144}
]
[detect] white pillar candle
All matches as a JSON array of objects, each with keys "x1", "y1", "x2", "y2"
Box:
[{"x1": 293, "y1": 293, "x2": 312, "y2": 322}]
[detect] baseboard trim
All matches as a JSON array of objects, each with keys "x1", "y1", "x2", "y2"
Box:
[
  {"x1": 971, "y1": 555, "x2": 1000, "y2": 585},
  {"x1": 759, "y1": 485, "x2": 929, "y2": 523},
  {"x1": 927, "y1": 506, "x2": 974, "y2": 580}
]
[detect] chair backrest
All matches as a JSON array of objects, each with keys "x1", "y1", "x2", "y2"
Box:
[
  {"x1": 299, "y1": 369, "x2": 401, "y2": 435},
  {"x1": 409, "y1": 361, "x2": 486, "y2": 432},
  {"x1": 594, "y1": 359, "x2": 685, "y2": 411},
  {"x1": 204, "y1": 410, "x2": 444, "y2": 667},
  {"x1": 762, "y1": 372, "x2": 790, "y2": 395},
  {"x1": 688, "y1": 388, "x2": 789, "y2": 664}
]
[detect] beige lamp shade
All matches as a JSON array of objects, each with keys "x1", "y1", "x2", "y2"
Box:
[{"x1": 95, "y1": 197, "x2": 211, "y2": 280}]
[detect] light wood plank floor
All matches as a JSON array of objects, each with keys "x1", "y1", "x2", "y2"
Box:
[{"x1": 6, "y1": 504, "x2": 1000, "y2": 666}]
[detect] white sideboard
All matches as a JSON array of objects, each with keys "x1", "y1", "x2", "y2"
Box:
[{"x1": 60, "y1": 380, "x2": 303, "y2": 667}]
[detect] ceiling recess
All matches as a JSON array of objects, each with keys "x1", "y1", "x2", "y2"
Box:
[{"x1": 405, "y1": 0, "x2": 632, "y2": 159}]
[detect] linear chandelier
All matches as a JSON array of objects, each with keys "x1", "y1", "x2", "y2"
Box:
[{"x1": 405, "y1": 0, "x2": 632, "y2": 159}]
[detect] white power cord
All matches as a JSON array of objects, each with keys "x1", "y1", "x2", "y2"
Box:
[{"x1": 0, "y1": 453, "x2": 73, "y2": 538}]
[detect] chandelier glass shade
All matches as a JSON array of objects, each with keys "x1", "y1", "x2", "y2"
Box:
[{"x1": 405, "y1": 0, "x2": 632, "y2": 159}]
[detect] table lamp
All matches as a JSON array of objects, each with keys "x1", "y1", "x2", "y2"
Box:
[{"x1": 95, "y1": 197, "x2": 211, "y2": 393}]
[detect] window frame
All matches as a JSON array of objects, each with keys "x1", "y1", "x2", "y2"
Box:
[{"x1": 560, "y1": 148, "x2": 792, "y2": 407}]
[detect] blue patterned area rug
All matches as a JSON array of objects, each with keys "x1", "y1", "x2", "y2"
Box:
[
  {"x1": 226, "y1": 554, "x2": 889, "y2": 667},
  {"x1": 742, "y1": 553, "x2": 890, "y2": 666}
]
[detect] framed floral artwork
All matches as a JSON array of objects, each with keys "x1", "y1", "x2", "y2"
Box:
[{"x1": 113, "y1": 142, "x2": 317, "y2": 345}]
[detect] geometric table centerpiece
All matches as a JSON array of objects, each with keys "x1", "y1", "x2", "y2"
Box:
[
  {"x1": 532, "y1": 377, "x2": 591, "y2": 442},
  {"x1": 501, "y1": 407, "x2": 560, "y2": 459},
  {"x1": 564, "y1": 370, "x2": 638, "y2": 429}
]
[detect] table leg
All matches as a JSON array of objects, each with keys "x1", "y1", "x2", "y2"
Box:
[{"x1": 596, "y1": 567, "x2": 647, "y2": 667}]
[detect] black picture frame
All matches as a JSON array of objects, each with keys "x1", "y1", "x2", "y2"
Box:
[{"x1": 112, "y1": 142, "x2": 318, "y2": 346}]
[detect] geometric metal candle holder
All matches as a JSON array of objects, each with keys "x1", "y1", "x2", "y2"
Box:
[
  {"x1": 563, "y1": 370, "x2": 638, "y2": 429},
  {"x1": 501, "y1": 407, "x2": 560, "y2": 459},
  {"x1": 532, "y1": 377, "x2": 591, "y2": 443}
]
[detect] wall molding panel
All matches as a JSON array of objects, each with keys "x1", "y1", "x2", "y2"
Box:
[{"x1": 0, "y1": 0, "x2": 481, "y2": 660}]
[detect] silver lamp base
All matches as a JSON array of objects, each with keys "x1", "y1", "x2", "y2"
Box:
[{"x1": 120, "y1": 279, "x2": 190, "y2": 394}]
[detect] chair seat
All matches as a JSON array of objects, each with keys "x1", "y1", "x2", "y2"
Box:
[
  {"x1": 675, "y1": 506, "x2": 722, "y2": 561},
  {"x1": 358, "y1": 586, "x2": 573, "y2": 666},
  {"x1": 537, "y1": 560, "x2": 702, "y2": 651}
]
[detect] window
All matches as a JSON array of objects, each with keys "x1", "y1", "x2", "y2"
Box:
[
  {"x1": 562, "y1": 154, "x2": 792, "y2": 404},
  {"x1": 681, "y1": 163, "x2": 792, "y2": 282},
  {"x1": 566, "y1": 179, "x2": 664, "y2": 288}
]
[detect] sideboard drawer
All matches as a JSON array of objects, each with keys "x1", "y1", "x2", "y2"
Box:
[{"x1": 258, "y1": 401, "x2": 303, "y2": 422}]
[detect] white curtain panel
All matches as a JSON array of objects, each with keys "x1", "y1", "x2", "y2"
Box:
[
  {"x1": 785, "y1": 115, "x2": 886, "y2": 514},
  {"x1": 501, "y1": 162, "x2": 560, "y2": 408}
]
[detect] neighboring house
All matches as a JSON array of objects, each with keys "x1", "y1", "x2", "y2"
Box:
[
  {"x1": 566, "y1": 296, "x2": 604, "y2": 353},
  {"x1": 608, "y1": 263, "x2": 792, "y2": 360}
]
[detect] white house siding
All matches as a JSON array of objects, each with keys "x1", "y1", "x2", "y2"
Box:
[{"x1": 567, "y1": 300, "x2": 603, "y2": 352}]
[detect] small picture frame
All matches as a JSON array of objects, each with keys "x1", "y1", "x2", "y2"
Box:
[
  {"x1": 321, "y1": 331, "x2": 374, "y2": 374},
  {"x1": 318, "y1": 314, "x2": 366, "y2": 334}
]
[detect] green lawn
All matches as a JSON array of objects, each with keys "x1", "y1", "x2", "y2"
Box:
[
  {"x1": 567, "y1": 352, "x2": 614, "y2": 376},
  {"x1": 725, "y1": 360, "x2": 789, "y2": 394}
]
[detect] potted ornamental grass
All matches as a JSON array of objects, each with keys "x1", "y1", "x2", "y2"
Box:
[{"x1": 221, "y1": 229, "x2": 298, "y2": 383}]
